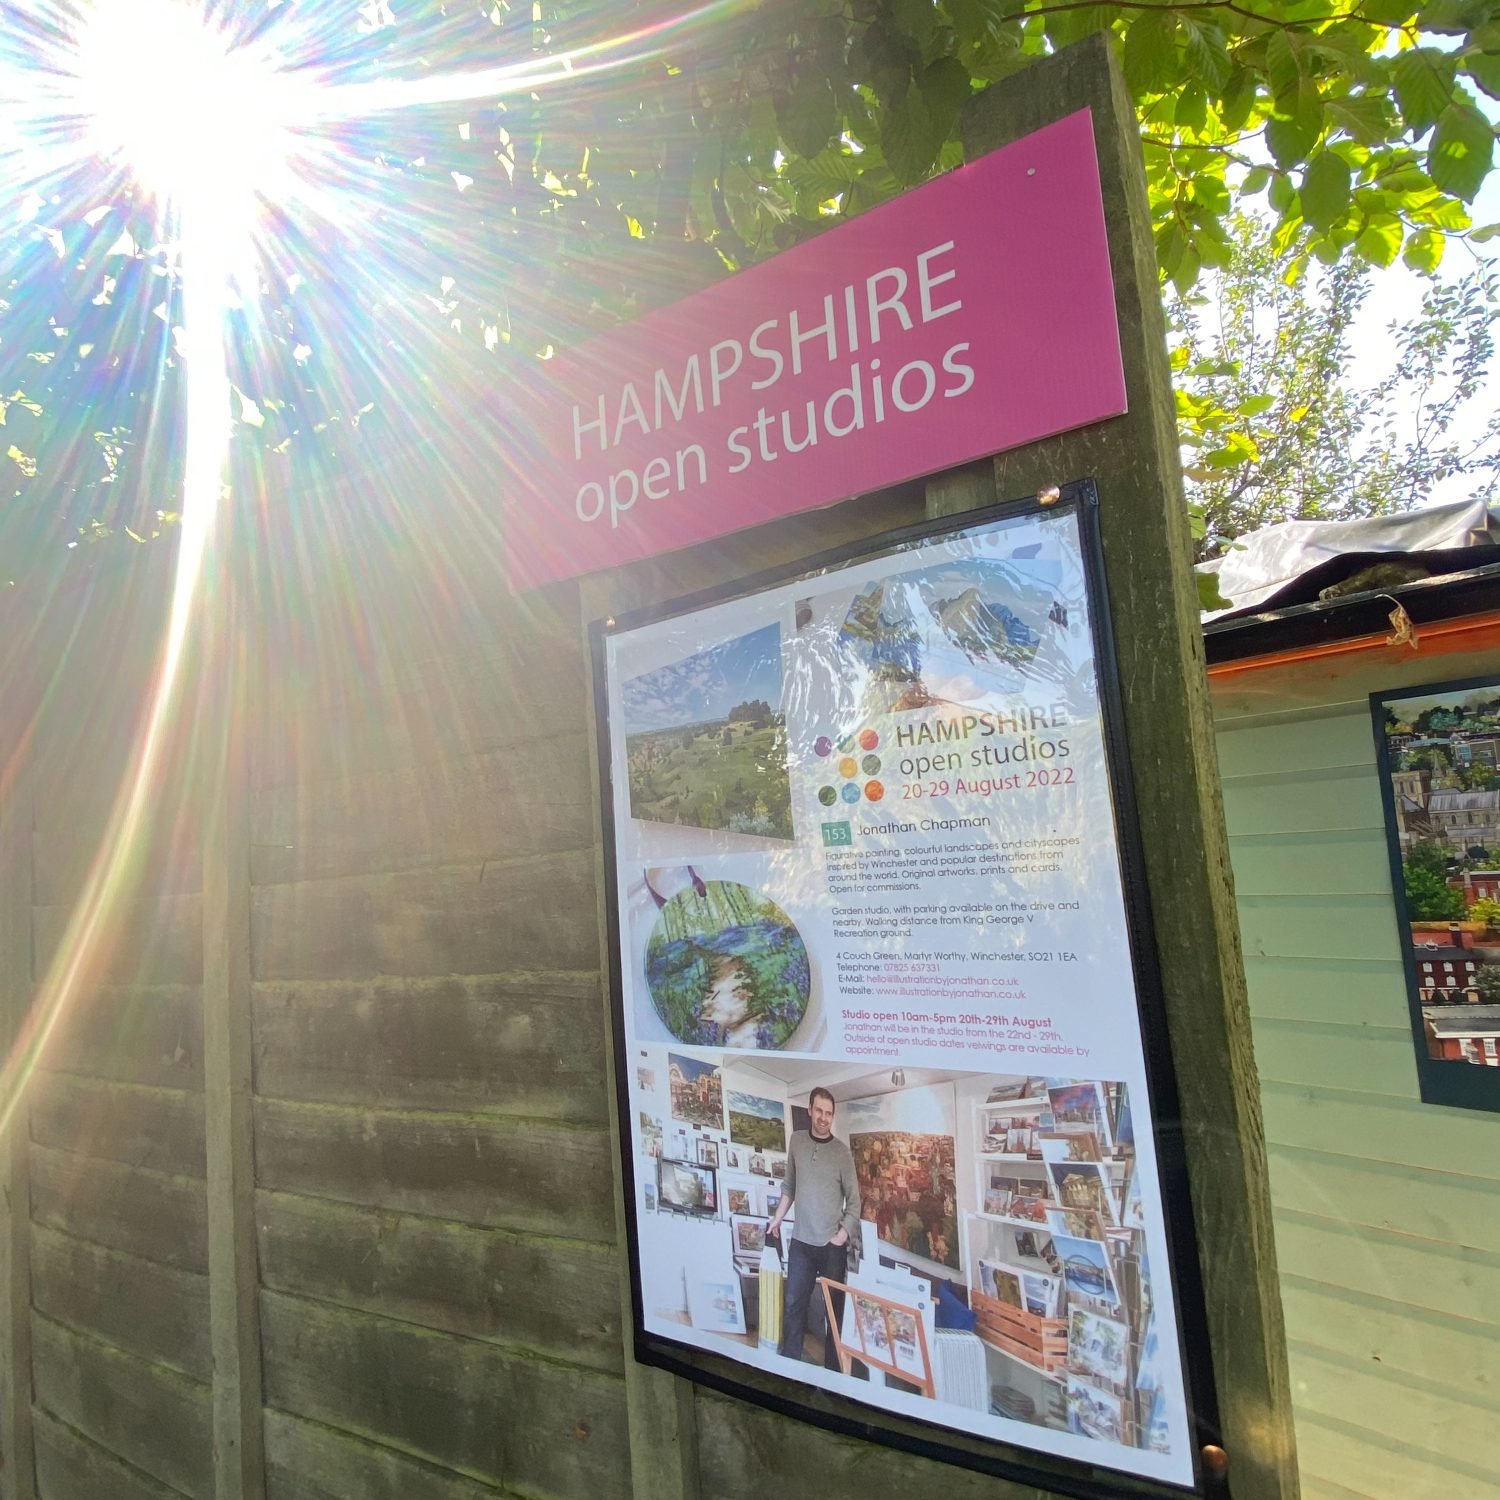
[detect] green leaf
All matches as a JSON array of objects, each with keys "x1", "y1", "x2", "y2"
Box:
[
  {"x1": 1471, "y1": 221, "x2": 1500, "y2": 241},
  {"x1": 921, "y1": 55, "x2": 972, "y2": 116},
  {"x1": 1355, "y1": 217, "x2": 1402, "y2": 265},
  {"x1": 1392, "y1": 48, "x2": 1457, "y2": 134},
  {"x1": 1463, "y1": 50, "x2": 1500, "y2": 101},
  {"x1": 1124, "y1": 11, "x2": 1178, "y2": 96},
  {"x1": 783, "y1": 148, "x2": 860, "y2": 204},
  {"x1": 1359, "y1": 0, "x2": 1414, "y2": 20},
  {"x1": 1417, "y1": 0, "x2": 1483, "y2": 36},
  {"x1": 889, "y1": 0, "x2": 938, "y2": 50},
  {"x1": 1301, "y1": 149, "x2": 1353, "y2": 229},
  {"x1": 1241, "y1": 164, "x2": 1272, "y2": 195},
  {"x1": 1238, "y1": 394, "x2": 1276, "y2": 416},
  {"x1": 1196, "y1": 569, "x2": 1232, "y2": 613},
  {"x1": 1402, "y1": 227, "x2": 1445, "y2": 271},
  {"x1": 1268, "y1": 170, "x2": 1297, "y2": 213},
  {"x1": 1427, "y1": 99, "x2": 1495, "y2": 201},
  {"x1": 945, "y1": 0, "x2": 1004, "y2": 47},
  {"x1": 1266, "y1": 90, "x2": 1324, "y2": 168},
  {"x1": 775, "y1": 80, "x2": 838, "y2": 159},
  {"x1": 1219, "y1": 68, "x2": 1258, "y2": 133},
  {"x1": 1177, "y1": 81, "x2": 1209, "y2": 135},
  {"x1": 1181, "y1": 18, "x2": 1232, "y2": 93},
  {"x1": 1171, "y1": 241, "x2": 1202, "y2": 295},
  {"x1": 881, "y1": 86, "x2": 945, "y2": 185},
  {"x1": 1266, "y1": 30, "x2": 1303, "y2": 108},
  {"x1": 1326, "y1": 93, "x2": 1396, "y2": 146},
  {"x1": 1154, "y1": 218, "x2": 1187, "y2": 277}
]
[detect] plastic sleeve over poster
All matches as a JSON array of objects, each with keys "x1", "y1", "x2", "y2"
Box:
[{"x1": 594, "y1": 490, "x2": 1208, "y2": 1495}]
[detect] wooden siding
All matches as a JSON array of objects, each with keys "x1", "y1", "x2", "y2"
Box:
[{"x1": 1214, "y1": 651, "x2": 1500, "y2": 1500}]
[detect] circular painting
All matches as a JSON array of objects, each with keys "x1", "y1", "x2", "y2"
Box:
[{"x1": 644, "y1": 880, "x2": 811, "y2": 1048}]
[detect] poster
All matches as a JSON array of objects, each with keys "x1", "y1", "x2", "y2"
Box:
[
  {"x1": 1373, "y1": 673, "x2": 1500, "y2": 1112},
  {"x1": 599, "y1": 494, "x2": 1201, "y2": 1490}
]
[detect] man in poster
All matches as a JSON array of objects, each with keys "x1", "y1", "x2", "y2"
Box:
[{"x1": 767, "y1": 1087, "x2": 862, "y2": 1368}]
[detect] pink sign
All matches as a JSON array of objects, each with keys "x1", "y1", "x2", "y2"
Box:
[{"x1": 504, "y1": 108, "x2": 1124, "y2": 589}]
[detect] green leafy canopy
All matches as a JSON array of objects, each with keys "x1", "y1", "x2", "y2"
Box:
[{"x1": 5, "y1": 0, "x2": 1500, "y2": 577}]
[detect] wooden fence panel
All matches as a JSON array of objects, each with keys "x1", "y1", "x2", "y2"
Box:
[
  {"x1": 39, "y1": 985, "x2": 203, "y2": 1092},
  {"x1": 251, "y1": 736, "x2": 594, "y2": 886},
  {"x1": 30, "y1": 1317, "x2": 212, "y2": 1500},
  {"x1": 255, "y1": 1191, "x2": 621, "y2": 1374},
  {"x1": 30, "y1": 1075, "x2": 205, "y2": 1181},
  {"x1": 33, "y1": 1411, "x2": 183, "y2": 1500},
  {"x1": 251, "y1": 975, "x2": 605, "y2": 1125},
  {"x1": 28, "y1": 1148, "x2": 207, "y2": 1275},
  {"x1": 29, "y1": 1226, "x2": 211, "y2": 1383},
  {"x1": 251, "y1": 855, "x2": 597, "y2": 981},
  {"x1": 258, "y1": 1292, "x2": 630, "y2": 1500},
  {"x1": 253, "y1": 1099, "x2": 613, "y2": 1243},
  {"x1": 262, "y1": 1410, "x2": 513, "y2": 1500}
]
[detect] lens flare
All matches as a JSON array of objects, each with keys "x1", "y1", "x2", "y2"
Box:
[
  {"x1": 74, "y1": 0, "x2": 302, "y2": 212},
  {"x1": 0, "y1": 0, "x2": 754, "y2": 1129}
]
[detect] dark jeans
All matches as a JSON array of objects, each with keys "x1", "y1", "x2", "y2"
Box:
[{"x1": 778, "y1": 1237, "x2": 847, "y2": 1369}]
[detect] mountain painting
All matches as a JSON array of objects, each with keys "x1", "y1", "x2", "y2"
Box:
[
  {"x1": 836, "y1": 558, "x2": 1058, "y2": 714},
  {"x1": 621, "y1": 624, "x2": 794, "y2": 841}
]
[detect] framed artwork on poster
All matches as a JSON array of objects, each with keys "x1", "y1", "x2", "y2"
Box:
[{"x1": 1372, "y1": 671, "x2": 1500, "y2": 1112}]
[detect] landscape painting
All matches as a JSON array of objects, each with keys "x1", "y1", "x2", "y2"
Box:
[
  {"x1": 645, "y1": 880, "x2": 811, "y2": 1048},
  {"x1": 621, "y1": 624, "x2": 793, "y2": 840},
  {"x1": 728, "y1": 1091, "x2": 788, "y2": 1151}
]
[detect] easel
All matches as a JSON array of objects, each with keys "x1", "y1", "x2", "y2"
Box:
[{"x1": 817, "y1": 1277, "x2": 937, "y2": 1400}]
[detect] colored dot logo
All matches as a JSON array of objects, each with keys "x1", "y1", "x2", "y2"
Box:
[{"x1": 814, "y1": 725, "x2": 884, "y2": 812}]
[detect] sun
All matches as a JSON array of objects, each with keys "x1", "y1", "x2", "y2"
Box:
[{"x1": 73, "y1": 0, "x2": 303, "y2": 214}]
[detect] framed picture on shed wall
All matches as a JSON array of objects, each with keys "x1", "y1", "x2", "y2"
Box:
[{"x1": 1372, "y1": 672, "x2": 1500, "y2": 1113}]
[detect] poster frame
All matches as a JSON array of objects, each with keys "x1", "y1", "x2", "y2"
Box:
[
  {"x1": 1370, "y1": 669, "x2": 1500, "y2": 1113},
  {"x1": 588, "y1": 479, "x2": 1223, "y2": 1500}
]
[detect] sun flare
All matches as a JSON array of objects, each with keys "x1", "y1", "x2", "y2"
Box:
[{"x1": 73, "y1": 0, "x2": 302, "y2": 213}]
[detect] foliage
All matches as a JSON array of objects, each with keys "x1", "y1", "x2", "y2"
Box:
[
  {"x1": 1475, "y1": 962, "x2": 1500, "y2": 1000},
  {"x1": 1173, "y1": 213, "x2": 1500, "y2": 559},
  {"x1": 1467, "y1": 894, "x2": 1500, "y2": 926},
  {"x1": 1404, "y1": 862, "x2": 1467, "y2": 917},
  {"x1": 1406, "y1": 839, "x2": 1455, "y2": 877},
  {"x1": 5, "y1": 0, "x2": 1500, "y2": 575}
]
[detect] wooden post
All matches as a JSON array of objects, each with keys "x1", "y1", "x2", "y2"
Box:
[
  {"x1": 201, "y1": 573, "x2": 266, "y2": 1499},
  {"x1": 931, "y1": 33, "x2": 1299, "y2": 1500},
  {"x1": 580, "y1": 577, "x2": 702, "y2": 1500},
  {"x1": 0, "y1": 747, "x2": 36, "y2": 1500}
]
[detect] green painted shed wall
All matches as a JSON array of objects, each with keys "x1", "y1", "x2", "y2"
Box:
[{"x1": 1212, "y1": 638, "x2": 1500, "y2": 1500}]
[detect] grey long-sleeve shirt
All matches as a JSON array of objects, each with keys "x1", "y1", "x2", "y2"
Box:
[{"x1": 783, "y1": 1129, "x2": 862, "y2": 1248}]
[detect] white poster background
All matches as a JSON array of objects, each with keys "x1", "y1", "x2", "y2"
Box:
[{"x1": 604, "y1": 505, "x2": 1196, "y2": 1488}]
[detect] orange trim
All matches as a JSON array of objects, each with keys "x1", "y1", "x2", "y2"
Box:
[{"x1": 1206, "y1": 610, "x2": 1500, "y2": 679}]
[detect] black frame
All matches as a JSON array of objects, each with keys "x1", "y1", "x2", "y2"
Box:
[
  {"x1": 590, "y1": 480, "x2": 1224, "y2": 1500},
  {"x1": 1371, "y1": 670, "x2": 1500, "y2": 1113},
  {"x1": 656, "y1": 1157, "x2": 720, "y2": 1216}
]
